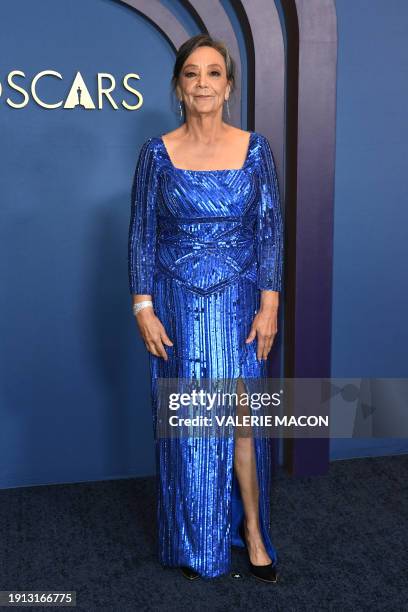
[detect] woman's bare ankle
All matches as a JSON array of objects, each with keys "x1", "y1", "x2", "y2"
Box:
[{"x1": 244, "y1": 517, "x2": 261, "y2": 536}]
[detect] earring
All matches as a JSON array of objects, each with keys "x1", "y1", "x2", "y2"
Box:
[
  {"x1": 179, "y1": 100, "x2": 183, "y2": 121},
  {"x1": 225, "y1": 98, "x2": 230, "y2": 119}
]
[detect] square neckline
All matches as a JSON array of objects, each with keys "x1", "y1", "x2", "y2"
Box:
[{"x1": 159, "y1": 131, "x2": 255, "y2": 173}]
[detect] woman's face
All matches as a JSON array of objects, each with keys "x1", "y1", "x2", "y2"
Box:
[{"x1": 176, "y1": 46, "x2": 230, "y2": 119}]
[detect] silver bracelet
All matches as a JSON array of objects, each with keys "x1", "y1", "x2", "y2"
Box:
[{"x1": 133, "y1": 300, "x2": 153, "y2": 316}]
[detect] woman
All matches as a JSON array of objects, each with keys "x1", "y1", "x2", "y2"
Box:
[{"x1": 128, "y1": 34, "x2": 283, "y2": 582}]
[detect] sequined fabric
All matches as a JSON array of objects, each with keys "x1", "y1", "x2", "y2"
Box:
[{"x1": 128, "y1": 131, "x2": 284, "y2": 578}]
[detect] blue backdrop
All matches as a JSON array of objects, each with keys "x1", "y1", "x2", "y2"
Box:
[
  {"x1": 0, "y1": 0, "x2": 406, "y2": 488},
  {"x1": 331, "y1": 0, "x2": 408, "y2": 459}
]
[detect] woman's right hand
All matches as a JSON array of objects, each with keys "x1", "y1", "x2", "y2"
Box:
[{"x1": 135, "y1": 307, "x2": 173, "y2": 360}]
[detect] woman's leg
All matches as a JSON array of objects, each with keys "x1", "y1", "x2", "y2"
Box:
[{"x1": 233, "y1": 377, "x2": 272, "y2": 565}]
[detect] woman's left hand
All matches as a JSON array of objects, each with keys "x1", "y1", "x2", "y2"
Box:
[{"x1": 245, "y1": 298, "x2": 279, "y2": 360}]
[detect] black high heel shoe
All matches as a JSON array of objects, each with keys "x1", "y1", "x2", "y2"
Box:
[
  {"x1": 239, "y1": 521, "x2": 278, "y2": 583},
  {"x1": 180, "y1": 566, "x2": 200, "y2": 580}
]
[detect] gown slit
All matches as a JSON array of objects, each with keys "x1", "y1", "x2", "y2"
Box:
[
  {"x1": 231, "y1": 375, "x2": 277, "y2": 566},
  {"x1": 128, "y1": 131, "x2": 284, "y2": 578}
]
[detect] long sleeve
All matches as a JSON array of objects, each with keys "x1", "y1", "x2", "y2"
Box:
[
  {"x1": 128, "y1": 137, "x2": 159, "y2": 295},
  {"x1": 256, "y1": 134, "x2": 284, "y2": 292}
]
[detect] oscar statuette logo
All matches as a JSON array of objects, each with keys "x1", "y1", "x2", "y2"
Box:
[{"x1": 1, "y1": 70, "x2": 144, "y2": 110}]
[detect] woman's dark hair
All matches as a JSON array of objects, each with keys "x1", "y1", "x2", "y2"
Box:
[{"x1": 170, "y1": 34, "x2": 236, "y2": 116}]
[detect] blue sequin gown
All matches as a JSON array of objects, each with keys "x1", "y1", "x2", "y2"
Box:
[{"x1": 128, "y1": 131, "x2": 284, "y2": 578}]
